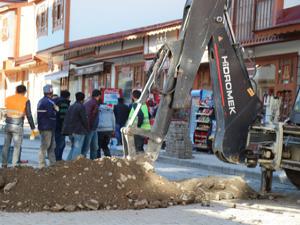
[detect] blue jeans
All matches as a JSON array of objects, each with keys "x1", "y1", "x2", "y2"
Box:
[
  {"x1": 67, "y1": 134, "x2": 85, "y2": 160},
  {"x1": 2, "y1": 124, "x2": 23, "y2": 167},
  {"x1": 55, "y1": 131, "x2": 66, "y2": 161},
  {"x1": 81, "y1": 131, "x2": 98, "y2": 160}
]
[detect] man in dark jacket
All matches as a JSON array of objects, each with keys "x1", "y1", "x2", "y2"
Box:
[
  {"x1": 113, "y1": 97, "x2": 130, "y2": 145},
  {"x1": 37, "y1": 84, "x2": 57, "y2": 168},
  {"x1": 81, "y1": 89, "x2": 101, "y2": 160},
  {"x1": 63, "y1": 92, "x2": 88, "y2": 160},
  {"x1": 54, "y1": 90, "x2": 71, "y2": 161},
  {"x1": 2, "y1": 85, "x2": 36, "y2": 168}
]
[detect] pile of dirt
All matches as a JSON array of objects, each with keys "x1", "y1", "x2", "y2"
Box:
[{"x1": 0, "y1": 157, "x2": 257, "y2": 212}]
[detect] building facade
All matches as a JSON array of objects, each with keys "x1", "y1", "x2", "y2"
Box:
[{"x1": 0, "y1": 0, "x2": 300, "y2": 120}]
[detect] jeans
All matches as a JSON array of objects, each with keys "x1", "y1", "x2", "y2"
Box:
[
  {"x1": 115, "y1": 123, "x2": 123, "y2": 145},
  {"x1": 81, "y1": 131, "x2": 98, "y2": 160},
  {"x1": 67, "y1": 134, "x2": 85, "y2": 160},
  {"x1": 39, "y1": 130, "x2": 56, "y2": 168},
  {"x1": 97, "y1": 131, "x2": 112, "y2": 158},
  {"x1": 2, "y1": 124, "x2": 23, "y2": 167},
  {"x1": 55, "y1": 131, "x2": 66, "y2": 161}
]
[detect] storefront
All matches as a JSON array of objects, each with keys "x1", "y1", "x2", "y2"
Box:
[
  {"x1": 255, "y1": 53, "x2": 298, "y2": 120},
  {"x1": 69, "y1": 62, "x2": 111, "y2": 101}
]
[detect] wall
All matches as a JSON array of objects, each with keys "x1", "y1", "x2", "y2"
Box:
[
  {"x1": 69, "y1": 0, "x2": 186, "y2": 42},
  {"x1": 252, "y1": 40, "x2": 300, "y2": 58},
  {"x1": 0, "y1": 10, "x2": 16, "y2": 68},
  {"x1": 20, "y1": 5, "x2": 36, "y2": 56},
  {"x1": 36, "y1": 0, "x2": 65, "y2": 52}
]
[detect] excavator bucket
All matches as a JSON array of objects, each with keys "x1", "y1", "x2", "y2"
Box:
[{"x1": 208, "y1": 27, "x2": 262, "y2": 163}]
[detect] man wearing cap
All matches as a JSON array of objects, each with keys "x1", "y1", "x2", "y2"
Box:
[
  {"x1": 2, "y1": 84, "x2": 36, "y2": 168},
  {"x1": 37, "y1": 84, "x2": 58, "y2": 168}
]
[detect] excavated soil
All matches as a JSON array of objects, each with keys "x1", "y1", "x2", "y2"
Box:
[{"x1": 0, "y1": 157, "x2": 257, "y2": 212}]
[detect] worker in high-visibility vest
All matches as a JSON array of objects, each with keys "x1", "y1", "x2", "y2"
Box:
[
  {"x1": 127, "y1": 89, "x2": 151, "y2": 152},
  {"x1": 2, "y1": 85, "x2": 36, "y2": 168}
]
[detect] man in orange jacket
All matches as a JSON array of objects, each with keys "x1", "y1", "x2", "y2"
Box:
[{"x1": 2, "y1": 85, "x2": 36, "y2": 168}]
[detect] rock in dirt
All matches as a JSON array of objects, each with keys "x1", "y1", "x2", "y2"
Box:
[
  {"x1": 84, "y1": 199, "x2": 100, "y2": 210},
  {"x1": 0, "y1": 176, "x2": 5, "y2": 189},
  {"x1": 148, "y1": 200, "x2": 161, "y2": 209},
  {"x1": 180, "y1": 192, "x2": 196, "y2": 204},
  {"x1": 64, "y1": 205, "x2": 76, "y2": 212},
  {"x1": 134, "y1": 199, "x2": 148, "y2": 209},
  {"x1": 3, "y1": 180, "x2": 17, "y2": 194},
  {"x1": 51, "y1": 203, "x2": 64, "y2": 212}
]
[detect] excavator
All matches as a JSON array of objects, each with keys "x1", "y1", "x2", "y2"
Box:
[{"x1": 121, "y1": 0, "x2": 300, "y2": 192}]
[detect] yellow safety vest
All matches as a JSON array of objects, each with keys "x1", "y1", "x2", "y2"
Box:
[{"x1": 129, "y1": 104, "x2": 151, "y2": 130}]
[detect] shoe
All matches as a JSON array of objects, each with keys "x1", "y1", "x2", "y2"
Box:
[
  {"x1": 2, "y1": 165, "x2": 7, "y2": 168},
  {"x1": 20, "y1": 160, "x2": 29, "y2": 164}
]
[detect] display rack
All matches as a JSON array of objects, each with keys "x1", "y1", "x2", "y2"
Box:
[{"x1": 193, "y1": 103, "x2": 213, "y2": 150}]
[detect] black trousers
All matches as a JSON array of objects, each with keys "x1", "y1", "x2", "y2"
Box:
[{"x1": 97, "y1": 131, "x2": 112, "y2": 158}]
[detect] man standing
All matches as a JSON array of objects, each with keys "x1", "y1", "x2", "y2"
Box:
[
  {"x1": 128, "y1": 90, "x2": 151, "y2": 152},
  {"x1": 62, "y1": 92, "x2": 88, "y2": 160},
  {"x1": 113, "y1": 97, "x2": 129, "y2": 145},
  {"x1": 81, "y1": 89, "x2": 101, "y2": 160},
  {"x1": 54, "y1": 90, "x2": 71, "y2": 161},
  {"x1": 2, "y1": 85, "x2": 36, "y2": 168},
  {"x1": 37, "y1": 84, "x2": 57, "y2": 168}
]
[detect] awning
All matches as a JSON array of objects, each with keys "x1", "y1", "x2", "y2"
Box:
[
  {"x1": 44, "y1": 70, "x2": 69, "y2": 80},
  {"x1": 72, "y1": 62, "x2": 104, "y2": 76}
]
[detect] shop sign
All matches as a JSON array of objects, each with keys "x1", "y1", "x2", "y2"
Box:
[{"x1": 102, "y1": 88, "x2": 122, "y2": 105}]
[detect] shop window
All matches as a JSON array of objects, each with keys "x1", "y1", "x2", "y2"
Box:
[
  {"x1": 1, "y1": 17, "x2": 9, "y2": 42},
  {"x1": 52, "y1": 0, "x2": 64, "y2": 32},
  {"x1": 36, "y1": 4, "x2": 48, "y2": 37},
  {"x1": 116, "y1": 64, "x2": 145, "y2": 104},
  {"x1": 278, "y1": 58, "x2": 294, "y2": 84},
  {"x1": 117, "y1": 66, "x2": 133, "y2": 104},
  {"x1": 254, "y1": 64, "x2": 276, "y2": 100}
]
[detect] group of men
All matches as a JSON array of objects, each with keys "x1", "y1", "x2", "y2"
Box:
[{"x1": 1, "y1": 84, "x2": 151, "y2": 169}]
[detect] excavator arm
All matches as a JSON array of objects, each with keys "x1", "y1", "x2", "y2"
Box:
[{"x1": 121, "y1": 0, "x2": 261, "y2": 164}]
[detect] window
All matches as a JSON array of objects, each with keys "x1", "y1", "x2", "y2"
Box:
[
  {"x1": 36, "y1": 4, "x2": 48, "y2": 37},
  {"x1": 284, "y1": 0, "x2": 300, "y2": 9},
  {"x1": 1, "y1": 17, "x2": 9, "y2": 42},
  {"x1": 52, "y1": 0, "x2": 64, "y2": 31}
]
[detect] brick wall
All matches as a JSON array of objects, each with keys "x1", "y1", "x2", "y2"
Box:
[{"x1": 165, "y1": 121, "x2": 193, "y2": 159}]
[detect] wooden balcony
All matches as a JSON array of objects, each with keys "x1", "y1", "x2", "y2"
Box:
[{"x1": 232, "y1": 0, "x2": 300, "y2": 46}]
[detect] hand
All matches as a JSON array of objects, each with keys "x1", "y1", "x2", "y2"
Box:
[
  {"x1": 30, "y1": 129, "x2": 39, "y2": 140},
  {"x1": 54, "y1": 104, "x2": 59, "y2": 112}
]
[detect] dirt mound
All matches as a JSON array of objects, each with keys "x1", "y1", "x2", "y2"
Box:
[
  {"x1": 0, "y1": 157, "x2": 257, "y2": 212},
  {"x1": 179, "y1": 177, "x2": 258, "y2": 201}
]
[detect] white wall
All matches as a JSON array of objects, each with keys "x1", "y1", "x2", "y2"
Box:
[
  {"x1": 36, "y1": 0, "x2": 65, "y2": 52},
  {"x1": 20, "y1": 5, "x2": 36, "y2": 56},
  {"x1": 0, "y1": 11, "x2": 16, "y2": 68},
  {"x1": 253, "y1": 40, "x2": 300, "y2": 58},
  {"x1": 70, "y1": 0, "x2": 186, "y2": 42}
]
